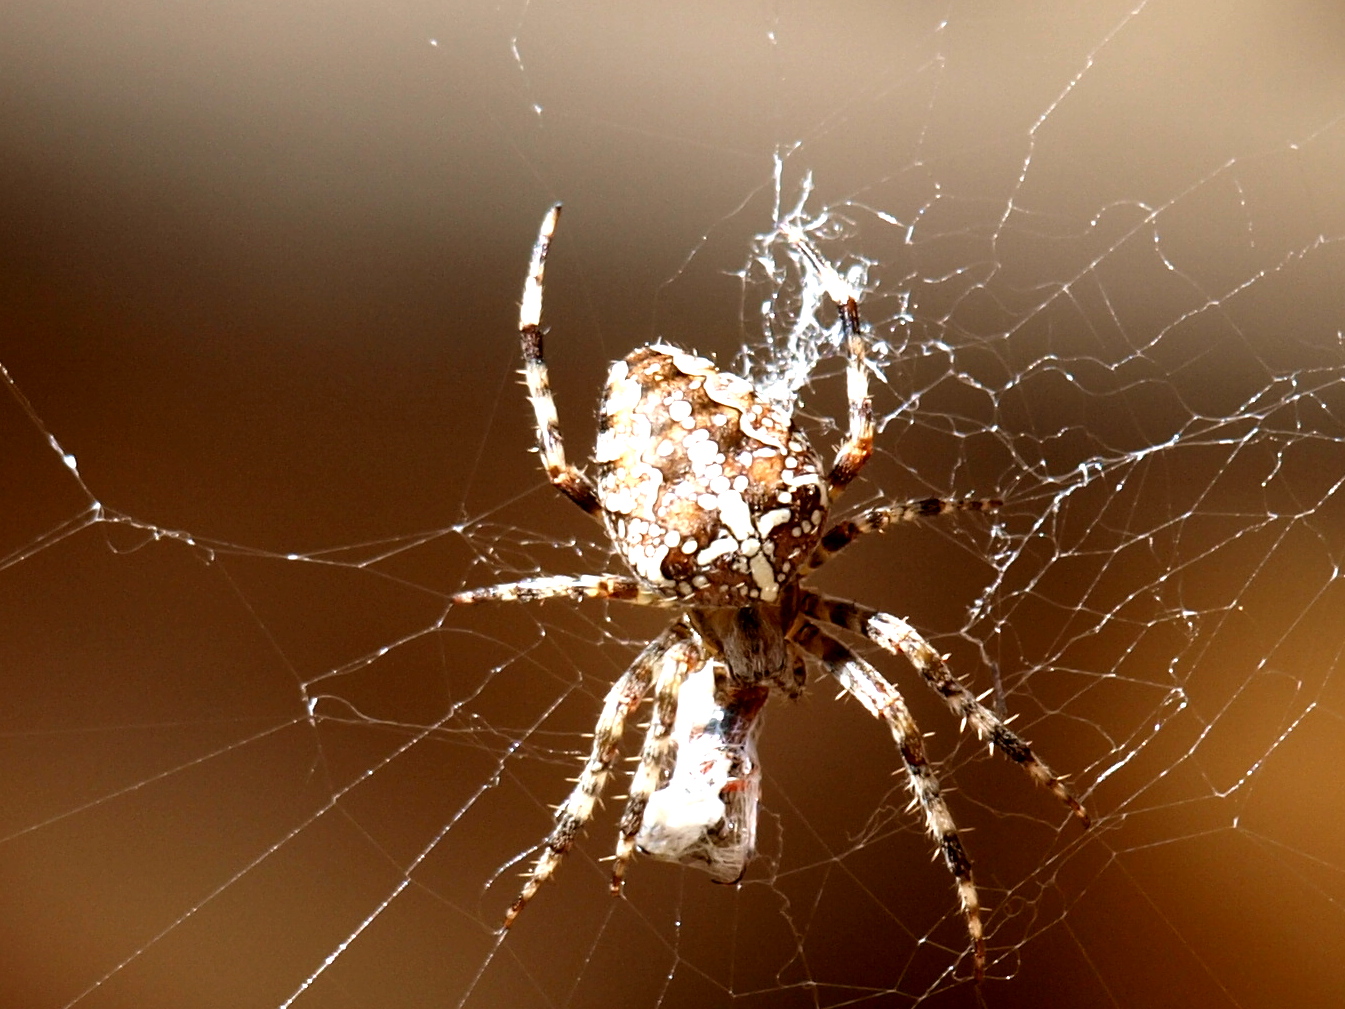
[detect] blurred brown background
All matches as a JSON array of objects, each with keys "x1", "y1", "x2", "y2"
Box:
[{"x1": 2, "y1": 1, "x2": 1344, "y2": 1007}]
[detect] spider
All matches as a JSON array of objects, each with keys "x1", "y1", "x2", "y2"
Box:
[{"x1": 452, "y1": 205, "x2": 1089, "y2": 979}]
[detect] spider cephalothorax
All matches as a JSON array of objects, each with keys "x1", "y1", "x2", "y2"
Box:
[{"x1": 452, "y1": 205, "x2": 1089, "y2": 980}]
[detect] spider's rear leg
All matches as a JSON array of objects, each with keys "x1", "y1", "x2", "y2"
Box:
[
  {"x1": 611, "y1": 630, "x2": 700, "y2": 891},
  {"x1": 784, "y1": 231, "x2": 874, "y2": 499},
  {"x1": 791, "y1": 620, "x2": 986, "y2": 980},
  {"x1": 804, "y1": 496, "x2": 1004, "y2": 575},
  {"x1": 502, "y1": 624, "x2": 690, "y2": 930},
  {"x1": 801, "y1": 591, "x2": 1089, "y2": 826},
  {"x1": 518, "y1": 204, "x2": 603, "y2": 518}
]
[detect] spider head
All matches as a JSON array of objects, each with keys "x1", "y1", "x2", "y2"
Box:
[{"x1": 594, "y1": 344, "x2": 830, "y2": 606}]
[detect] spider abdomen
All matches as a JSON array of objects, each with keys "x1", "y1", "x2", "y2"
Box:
[{"x1": 595, "y1": 344, "x2": 829, "y2": 604}]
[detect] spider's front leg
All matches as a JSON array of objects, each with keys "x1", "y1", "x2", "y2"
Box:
[
  {"x1": 801, "y1": 591, "x2": 1089, "y2": 826},
  {"x1": 610, "y1": 628, "x2": 700, "y2": 891},
  {"x1": 790, "y1": 619, "x2": 986, "y2": 980},
  {"x1": 786, "y1": 232, "x2": 874, "y2": 498},
  {"x1": 502, "y1": 624, "x2": 690, "y2": 929},
  {"x1": 517, "y1": 204, "x2": 603, "y2": 518}
]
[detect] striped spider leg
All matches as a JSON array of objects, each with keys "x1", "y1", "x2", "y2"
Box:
[
  {"x1": 802, "y1": 496, "x2": 1004, "y2": 575},
  {"x1": 789, "y1": 618, "x2": 987, "y2": 972},
  {"x1": 493, "y1": 623, "x2": 695, "y2": 928},
  {"x1": 792, "y1": 589, "x2": 1090, "y2": 979},
  {"x1": 799, "y1": 592, "x2": 1090, "y2": 827}
]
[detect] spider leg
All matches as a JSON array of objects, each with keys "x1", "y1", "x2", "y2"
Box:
[
  {"x1": 791, "y1": 619, "x2": 985, "y2": 981},
  {"x1": 450, "y1": 573, "x2": 672, "y2": 608},
  {"x1": 800, "y1": 591, "x2": 1090, "y2": 826},
  {"x1": 502, "y1": 623, "x2": 691, "y2": 929},
  {"x1": 785, "y1": 233, "x2": 874, "y2": 498},
  {"x1": 611, "y1": 625, "x2": 701, "y2": 892},
  {"x1": 804, "y1": 496, "x2": 1004, "y2": 574},
  {"x1": 518, "y1": 204, "x2": 603, "y2": 518}
]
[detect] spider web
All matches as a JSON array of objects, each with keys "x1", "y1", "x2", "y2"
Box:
[{"x1": 2, "y1": 1, "x2": 1344, "y2": 1006}]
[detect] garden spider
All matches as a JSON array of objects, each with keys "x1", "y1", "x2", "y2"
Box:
[{"x1": 452, "y1": 205, "x2": 1089, "y2": 979}]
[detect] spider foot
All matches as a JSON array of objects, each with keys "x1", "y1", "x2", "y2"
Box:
[
  {"x1": 609, "y1": 834, "x2": 637, "y2": 894},
  {"x1": 501, "y1": 873, "x2": 544, "y2": 932},
  {"x1": 958, "y1": 876, "x2": 986, "y2": 982}
]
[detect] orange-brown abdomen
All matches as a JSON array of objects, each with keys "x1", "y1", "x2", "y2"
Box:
[{"x1": 594, "y1": 344, "x2": 829, "y2": 604}]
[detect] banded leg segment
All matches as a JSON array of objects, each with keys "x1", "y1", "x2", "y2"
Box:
[
  {"x1": 804, "y1": 497, "x2": 1004, "y2": 574},
  {"x1": 451, "y1": 574, "x2": 671, "y2": 608},
  {"x1": 828, "y1": 294, "x2": 875, "y2": 495},
  {"x1": 611, "y1": 629, "x2": 700, "y2": 891},
  {"x1": 800, "y1": 591, "x2": 1089, "y2": 826},
  {"x1": 791, "y1": 620, "x2": 985, "y2": 980},
  {"x1": 518, "y1": 204, "x2": 602, "y2": 517},
  {"x1": 502, "y1": 624, "x2": 690, "y2": 929},
  {"x1": 785, "y1": 233, "x2": 874, "y2": 497}
]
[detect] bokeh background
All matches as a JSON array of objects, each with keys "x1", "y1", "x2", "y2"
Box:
[{"x1": 2, "y1": 2, "x2": 1344, "y2": 1007}]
